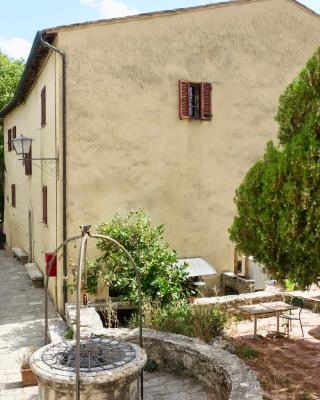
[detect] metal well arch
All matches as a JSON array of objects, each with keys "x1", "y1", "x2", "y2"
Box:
[{"x1": 44, "y1": 225, "x2": 144, "y2": 400}]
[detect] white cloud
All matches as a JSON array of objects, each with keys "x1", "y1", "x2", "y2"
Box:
[
  {"x1": 0, "y1": 37, "x2": 32, "y2": 60},
  {"x1": 80, "y1": 0, "x2": 138, "y2": 19}
]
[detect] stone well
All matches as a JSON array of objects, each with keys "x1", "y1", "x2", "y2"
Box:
[{"x1": 30, "y1": 337, "x2": 146, "y2": 400}]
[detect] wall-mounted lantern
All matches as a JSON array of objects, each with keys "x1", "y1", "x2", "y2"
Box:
[
  {"x1": 11, "y1": 135, "x2": 33, "y2": 156},
  {"x1": 11, "y1": 134, "x2": 58, "y2": 175}
]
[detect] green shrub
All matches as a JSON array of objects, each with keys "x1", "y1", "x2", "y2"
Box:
[
  {"x1": 131, "y1": 300, "x2": 229, "y2": 343},
  {"x1": 191, "y1": 305, "x2": 229, "y2": 342},
  {"x1": 86, "y1": 209, "x2": 189, "y2": 305},
  {"x1": 149, "y1": 301, "x2": 192, "y2": 337}
]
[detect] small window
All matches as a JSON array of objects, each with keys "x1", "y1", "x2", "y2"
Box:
[
  {"x1": 11, "y1": 184, "x2": 16, "y2": 207},
  {"x1": 189, "y1": 83, "x2": 201, "y2": 119},
  {"x1": 179, "y1": 80, "x2": 212, "y2": 121},
  {"x1": 7, "y1": 129, "x2": 12, "y2": 152},
  {"x1": 41, "y1": 86, "x2": 46, "y2": 127},
  {"x1": 25, "y1": 144, "x2": 32, "y2": 176},
  {"x1": 12, "y1": 126, "x2": 16, "y2": 139},
  {"x1": 42, "y1": 186, "x2": 47, "y2": 225}
]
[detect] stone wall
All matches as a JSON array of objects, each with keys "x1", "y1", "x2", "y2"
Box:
[
  {"x1": 221, "y1": 272, "x2": 255, "y2": 295},
  {"x1": 123, "y1": 330, "x2": 263, "y2": 400},
  {"x1": 195, "y1": 289, "x2": 283, "y2": 306},
  {"x1": 65, "y1": 303, "x2": 265, "y2": 399}
]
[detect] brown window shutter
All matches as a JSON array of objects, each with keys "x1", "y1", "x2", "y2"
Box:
[
  {"x1": 25, "y1": 145, "x2": 32, "y2": 175},
  {"x1": 41, "y1": 86, "x2": 46, "y2": 127},
  {"x1": 179, "y1": 80, "x2": 190, "y2": 119},
  {"x1": 200, "y1": 82, "x2": 212, "y2": 121},
  {"x1": 12, "y1": 126, "x2": 16, "y2": 139},
  {"x1": 11, "y1": 184, "x2": 16, "y2": 207},
  {"x1": 42, "y1": 186, "x2": 48, "y2": 225},
  {"x1": 8, "y1": 129, "x2": 12, "y2": 152}
]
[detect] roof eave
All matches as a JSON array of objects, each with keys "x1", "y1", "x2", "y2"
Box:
[
  {"x1": 0, "y1": 31, "x2": 56, "y2": 119},
  {"x1": 44, "y1": 0, "x2": 319, "y2": 34}
]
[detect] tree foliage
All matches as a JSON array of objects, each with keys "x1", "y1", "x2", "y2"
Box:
[
  {"x1": 0, "y1": 53, "x2": 24, "y2": 219},
  {"x1": 0, "y1": 53, "x2": 24, "y2": 111},
  {"x1": 86, "y1": 209, "x2": 189, "y2": 305},
  {"x1": 276, "y1": 48, "x2": 320, "y2": 145},
  {"x1": 230, "y1": 47, "x2": 320, "y2": 287}
]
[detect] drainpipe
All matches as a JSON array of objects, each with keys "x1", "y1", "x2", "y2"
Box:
[{"x1": 41, "y1": 35, "x2": 68, "y2": 315}]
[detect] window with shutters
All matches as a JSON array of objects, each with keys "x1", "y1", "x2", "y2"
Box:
[
  {"x1": 42, "y1": 186, "x2": 48, "y2": 225},
  {"x1": 11, "y1": 184, "x2": 16, "y2": 207},
  {"x1": 25, "y1": 144, "x2": 32, "y2": 176},
  {"x1": 7, "y1": 129, "x2": 12, "y2": 152},
  {"x1": 12, "y1": 126, "x2": 16, "y2": 139},
  {"x1": 41, "y1": 86, "x2": 46, "y2": 127},
  {"x1": 179, "y1": 80, "x2": 212, "y2": 121}
]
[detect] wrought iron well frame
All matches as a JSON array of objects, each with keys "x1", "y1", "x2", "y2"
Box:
[{"x1": 44, "y1": 225, "x2": 144, "y2": 400}]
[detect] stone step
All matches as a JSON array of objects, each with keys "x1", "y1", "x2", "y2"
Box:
[
  {"x1": 25, "y1": 263, "x2": 44, "y2": 288},
  {"x1": 49, "y1": 318, "x2": 67, "y2": 343},
  {"x1": 66, "y1": 303, "x2": 106, "y2": 337},
  {"x1": 12, "y1": 247, "x2": 28, "y2": 264}
]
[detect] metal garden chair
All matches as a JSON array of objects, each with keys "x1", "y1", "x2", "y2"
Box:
[{"x1": 280, "y1": 296, "x2": 304, "y2": 337}]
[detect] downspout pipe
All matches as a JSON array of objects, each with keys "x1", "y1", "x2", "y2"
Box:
[{"x1": 41, "y1": 35, "x2": 68, "y2": 315}]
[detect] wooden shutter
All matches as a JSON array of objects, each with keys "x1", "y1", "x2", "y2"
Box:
[
  {"x1": 179, "y1": 80, "x2": 190, "y2": 119},
  {"x1": 41, "y1": 86, "x2": 46, "y2": 127},
  {"x1": 42, "y1": 186, "x2": 48, "y2": 225},
  {"x1": 11, "y1": 184, "x2": 16, "y2": 207},
  {"x1": 7, "y1": 129, "x2": 12, "y2": 152},
  {"x1": 25, "y1": 145, "x2": 32, "y2": 175},
  {"x1": 12, "y1": 126, "x2": 16, "y2": 139},
  {"x1": 200, "y1": 82, "x2": 212, "y2": 121}
]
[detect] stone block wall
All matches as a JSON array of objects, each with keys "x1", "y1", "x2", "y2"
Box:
[
  {"x1": 130, "y1": 330, "x2": 263, "y2": 400},
  {"x1": 221, "y1": 273, "x2": 255, "y2": 295}
]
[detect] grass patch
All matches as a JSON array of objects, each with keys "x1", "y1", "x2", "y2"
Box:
[
  {"x1": 233, "y1": 344, "x2": 258, "y2": 359},
  {"x1": 144, "y1": 359, "x2": 158, "y2": 372},
  {"x1": 65, "y1": 326, "x2": 74, "y2": 340}
]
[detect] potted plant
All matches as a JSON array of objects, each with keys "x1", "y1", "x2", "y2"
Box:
[
  {"x1": 20, "y1": 347, "x2": 37, "y2": 387},
  {"x1": 188, "y1": 289, "x2": 198, "y2": 304}
]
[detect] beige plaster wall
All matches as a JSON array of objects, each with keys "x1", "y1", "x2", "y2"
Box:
[
  {"x1": 4, "y1": 0, "x2": 320, "y2": 309},
  {"x1": 53, "y1": 0, "x2": 320, "y2": 292},
  {"x1": 3, "y1": 50, "x2": 64, "y2": 309}
]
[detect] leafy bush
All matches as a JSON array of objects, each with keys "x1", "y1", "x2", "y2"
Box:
[
  {"x1": 132, "y1": 300, "x2": 229, "y2": 343},
  {"x1": 148, "y1": 301, "x2": 192, "y2": 337},
  {"x1": 191, "y1": 304, "x2": 229, "y2": 342},
  {"x1": 86, "y1": 209, "x2": 189, "y2": 305}
]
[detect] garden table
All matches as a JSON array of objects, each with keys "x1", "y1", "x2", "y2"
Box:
[{"x1": 238, "y1": 301, "x2": 297, "y2": 339}]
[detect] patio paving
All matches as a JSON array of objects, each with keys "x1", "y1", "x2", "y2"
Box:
[
  {"x1": 144, "y1": 371, "x2": 217, "y2": 400},
  {"x1": 0, "y1": 250, "x2": 58, "y2": 400}
]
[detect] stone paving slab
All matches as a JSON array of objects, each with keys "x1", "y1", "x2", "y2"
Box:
[
  {"x1": 144, "y1": 371, "x2": 216, "y2": 399},
  {"x1": 0, "y1": 250, "x2": 58, "y2": 400}
]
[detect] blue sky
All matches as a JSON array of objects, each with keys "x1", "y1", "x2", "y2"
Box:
[{"x1": 0, "y1": 0, "x2": 319, "y2": 60}]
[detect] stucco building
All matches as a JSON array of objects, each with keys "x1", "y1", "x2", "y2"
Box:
[{"x1": 1, "y1": 0, "x2": 320, "y2": 312}]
